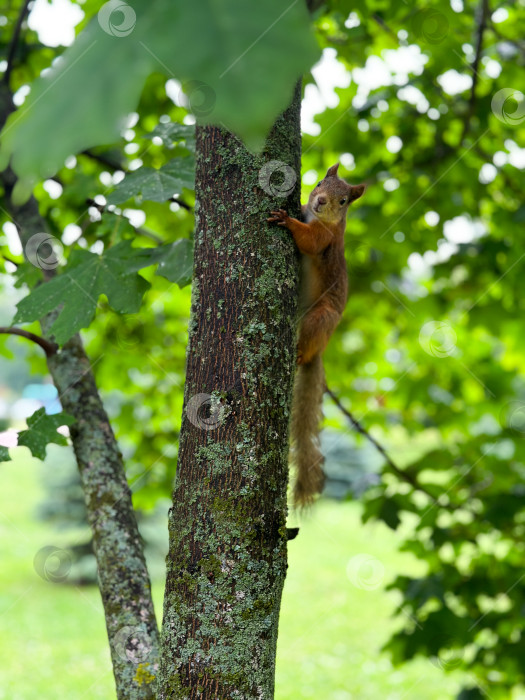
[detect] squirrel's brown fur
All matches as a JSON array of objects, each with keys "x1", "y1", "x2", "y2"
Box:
[
  {"x1": 291, "y1": 353, "x2": 325, "y2": 506},
  {"x1": 268, "y1": 163, "x2": 365, "y2": 507}
]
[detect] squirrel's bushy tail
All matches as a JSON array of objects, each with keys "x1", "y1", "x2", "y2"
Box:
[{"x1": 291, "y1": 354, "x2": 326, "y2": 507}]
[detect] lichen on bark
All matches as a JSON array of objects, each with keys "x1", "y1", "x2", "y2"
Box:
[{"x1": 158, "y1": 86, "x2": 302, "y2": 699}]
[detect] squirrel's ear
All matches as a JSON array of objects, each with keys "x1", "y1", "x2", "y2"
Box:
[
  {"x1": 349, "y1": 184, "x2": 366, "y2": 201},
  {"x1": 325, "y1": 163, "x2": 339, "y2": 178}
]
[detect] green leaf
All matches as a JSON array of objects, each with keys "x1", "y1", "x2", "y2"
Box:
[
  {"x1": 378, "y1": 498, "x2": 401, "y2": 530},
  {"x1": 14, "y1": 241, "x2": 152, "y2": 344},
  {"x1": 106, "y1": 157, "x2": 195, "y2": 204},
  {"x1": 13, "y1": 239, "x2": 194, "y2": 343},
  {"x1": 0, "y1": 446, "x2": 11, "y2": 462},
  {"x1": 457, "y1": 689, "x2": 485, "y2": 700},
  {"x1": 153, "y1": 239, "x2": 193, "y2": 286},
  {"x1": 146, "y1": 123, "x2": 196, "y2": 151},
  {"x1": 14, "y1": 262, "x2": 43, "y2": 290},
  {"x1": 1, "y1": 0, "x2": 318, "y2": 189},
  {"x1": 18, "y1": 409, "x2": 75, "y2": 460}
]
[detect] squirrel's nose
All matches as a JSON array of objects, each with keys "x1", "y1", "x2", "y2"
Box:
[{"x1": 317, "y1": 196, "x2": 327, "y2": 205}]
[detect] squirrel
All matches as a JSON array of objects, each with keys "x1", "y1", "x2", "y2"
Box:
[{"x1": 268, "y1": 163, "x2": 365, "y2": 507}]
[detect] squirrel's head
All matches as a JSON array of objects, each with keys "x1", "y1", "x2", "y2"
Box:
[{"x1": 307, "y1": 163, "x2": 365, "y2": 224}]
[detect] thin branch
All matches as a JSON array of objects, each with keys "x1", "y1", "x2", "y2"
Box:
[
  {"x1": 489, "y1": 25, "x2": 525, "y2": 53},
  {"x1": 461, "y1": 0, "x2": 490, "y2": 142},
  {"x1": 325, "y1": 385, "x2": 439, "y2": 503},
  {"x1": 305, "y1": 0, "x2": 326, "y2": 12},
  {"x1": 473, "y1": 143, "x2": 521, "y2": 197},
  {"x1": 85, "y1": 198, "x2": 106, "y2": 212},
  {"x1": 170, "y1": 195, "x2": 192, "y2": 211},
  {"x1": 372, "y1": 13, "x2": 396, "y2": 37},
  {"x1": 0, "y1": 327, "x2": 58, "y2": 356},
  {"x1": 81, "y1": 149, "x2": 125, "y2": 172},
  {"x1": 2, "y1": 254, "x2": 18, "y2": 268},
  {"x1": 136, "y1": 227, "x2": 164, "y2": 244},
  {"x1": 3, "y1": 0, "x2": 33, "y2": 87}
]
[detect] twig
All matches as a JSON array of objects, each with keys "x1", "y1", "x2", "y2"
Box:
[
  {"x1": 372, "y1": 13, "x2": 396, "y2": 37},
  {"x1": 3, "y1": 0, "x2": 33, "y2": 87},
  {"x1": 488, "y1": 25, "x2": 525, "y2": 53},
  {"x1": 2, "y1": 254, "x2": 18, "y2": 268},
  {"x1": 473, "y1": 144, "x2": 521, "y2": 197},
  {"x1": 170, "y1": 196, "x2": 192, "y2": 211},
  {"x1": 136, "y1": 227, "x2": 164, "y2": 244},
  {"x1": 306, "y1": 0, "x2": 325, "y2": 12},
  {"x1": 460, "y1": 0, "x2": 490, "y2": 142},
  {"x1": 81, "y1": 150, "x2": 124, "y2": 172},
  {"x1": 0, "y1": 326, "x2": 58, "y2": 356},
  {"x1": 325, "y1": 385, "x2": 439, "y2": 502}
]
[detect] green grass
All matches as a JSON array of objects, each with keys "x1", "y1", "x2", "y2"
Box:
[{"x1": 0, "y1": 452, "x2": 463, "y2": 699}]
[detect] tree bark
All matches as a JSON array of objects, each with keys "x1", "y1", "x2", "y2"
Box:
[
  {"x1": 158, "y1": 86, "x2": 302, "y2": 698},
  {"x1": 0, "y1": 84, "x2": 160, "y2": 700}
]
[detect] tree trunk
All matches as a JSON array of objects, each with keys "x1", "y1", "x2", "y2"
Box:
[
  {"x1": 158, "y1": 86, "x2": 302, "y2": 698},
  {"x1": 0, "y1": 84, "x2": 160, "y2": 700}
]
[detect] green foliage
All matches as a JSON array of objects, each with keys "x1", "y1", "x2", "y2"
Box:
[
  {"x1": 0, "y1": 0, "x2": 318, "y2": 193},
  {"x1": 16, "y1": 408, "x2": 75, "y2": 460},
  {"x1": 106, "y1": 157, "x2": 195, "y2": 204},
  {"x1": 146, "y1": 122, "x2": 196, "y2": 151},
  {"x1": 14, "y1": 240, "x2": 192, "y2": 344},
  {"x1": 305, "y1": 1, "x2": 525, "y2": 696},
  {"x1": 154, "y1": 239, "x2": 193, "y2": 285}
]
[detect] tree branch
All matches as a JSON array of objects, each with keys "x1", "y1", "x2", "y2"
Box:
[
  {"x1": 81, "y1": 149, "x2": 125, "y2": 172},
  {"x1": 2, "y1": 253, "x2": 18, "y2": 268},
  {"x1": 0, "y1": 327, "x2": 58, "y2": 356},
  {"x1": 306, "y1": 0, "x2": 326, "y2": 12},
  {"x1": 372, "y1": 13, "x2": 396, "y2": 37},
  {"x1": 3, "y1": 0, "x2": 32, "y2": 87},
  {"x1": 488, "y1": 24, "x2": 525, "y2": 54},
  {"x1": 461, "y1": 0, "x2": 490, "y2": 142},
  {"x1": 170, "y1": 195, "x2": 192, "y2": 211},
  {"x1": 0, "y1": 82, "x2": 159, "y2": 698},
  {"x1": 325, "y1": 385, "x2": 439, "y2": 503}
]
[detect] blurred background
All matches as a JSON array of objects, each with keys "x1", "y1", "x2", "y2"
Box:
[{"x1": 1, "y1": 0, "x2": 525, "y2": 698}]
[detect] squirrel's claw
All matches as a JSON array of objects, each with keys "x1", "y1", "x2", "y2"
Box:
[{"x1": 267, "y1": 209, "x2": 289, "y2": 226}]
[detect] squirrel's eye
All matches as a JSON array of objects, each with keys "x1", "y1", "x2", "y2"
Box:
[
  {"x1": 340, "y1": 198, "x2": 346, "y2": 205},
  {"x1": 316, "y1": 182, "x2": 321, "y2": 187}
]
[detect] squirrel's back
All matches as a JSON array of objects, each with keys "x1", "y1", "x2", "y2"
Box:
[{"x1": 283, "y1": 164, "x2": 365, "y2": 507}]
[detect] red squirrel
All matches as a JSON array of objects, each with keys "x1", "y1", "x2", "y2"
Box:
[{"x1": 268, "y1": 163, "x2": 365, "y2": 506}]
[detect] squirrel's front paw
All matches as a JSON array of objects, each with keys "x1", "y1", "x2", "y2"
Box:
[{"x1": 267, "y1": 209, "x2": 290, "y2": 227}]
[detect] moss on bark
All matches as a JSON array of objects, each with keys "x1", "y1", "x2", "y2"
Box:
[{"x1": 158, "y1": 86, "x2": 302, "y2": 699}]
